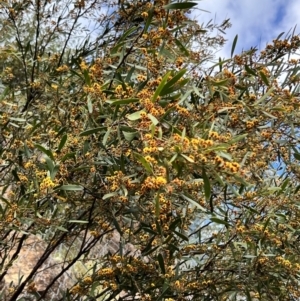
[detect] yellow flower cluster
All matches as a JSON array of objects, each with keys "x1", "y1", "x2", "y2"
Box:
[
  {"x1": 90, "y1": 58, "x2": 102, "y2": 80},
  {"x1": 143, "y1": 146, "x2": 158, "y2": 154},
  {"x1": 144, "y1": 155, "x2": 157, "y2": 164},
  {"x1": 69, "y1": 284, "x2": 84, "y2": 295},
  {"x1": 142, "y1": 176, "x2": 167, "y2": 191},
  {"x1": 82, "y1": 276, "x2": 93, "y2": 285},
  {"x1": 276, "y1": 256, "x2": 293, "y2": 269},
  {"x1": 141, "y1": 11, "x2": 148, "y2": 18},
  {"x1": 97, "y1": 267, "x2": 114, "y2": 278},
  {"x1": 56, "y1": 65, "x2": 69, "y2": 72},
  {"x1": 84, "y1": 82, "x2": 103, "y2": 97},
  {"x1": 17, "y1": 173, "x2": 28, "y2": 182},
  {"x1": 40, "y1": 176, "x2": 56, "y2": 190}
]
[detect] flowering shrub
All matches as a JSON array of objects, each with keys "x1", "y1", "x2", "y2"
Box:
[{"x1": 0, "y1": 0, "x2": 300, "y2": 300}]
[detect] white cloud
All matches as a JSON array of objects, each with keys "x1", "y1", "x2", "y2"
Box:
[{"x1": 196, "y1": 0, "x2": 300, "y2": 59}]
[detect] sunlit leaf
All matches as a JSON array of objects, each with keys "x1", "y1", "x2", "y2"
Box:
[
  {"x1": 180, "y1": 193, "x2": 207, "y2": 211},
  {"x1": 79, "y1": 127, "x2": 106, "y2": 136},
  {"x1": 147, "y1": 113, "x2": 159, "y2": 125},
  {"x1": 152, "y1": 71, "x2": 171, "y2": 102},
  {"x1": 106, "y1": 98, "x2": 139, "y2": 105},
  {"x1": 160, "y1": 69, "x2": 187, "y2": 96},
  {"x1": 58, "y1": 185, "x2": 83, "y2": 191},
  {"x1": 133, "y1": 152, "x2": 153, "y2": 174},
  {"x1": 127, "y1": 110, "x2": 145, "y2": 121},
  {"x1": 35, "y1": 144, "x2": 55, "y2": 161}
]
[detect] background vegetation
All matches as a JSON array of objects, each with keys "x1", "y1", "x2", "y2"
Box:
[{"x1": 0, "y1": 0, "x2": 300, "y2": 300}]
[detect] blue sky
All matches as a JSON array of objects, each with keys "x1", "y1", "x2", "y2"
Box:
[{"x1": 196, "y1": 0, "x2": 298, "y2": 58}]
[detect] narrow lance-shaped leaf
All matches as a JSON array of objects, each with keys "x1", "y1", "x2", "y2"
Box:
[
  {"x1": 253, "y1": 86, "x2": 274, "y2": 105},
  {"x1": 133, "y1": 152, "x2": 153, "y2": 174},
  {"x1": 160, "y1": 69, "x2": 187, "y2": 96},
  {"x1": 79, "y1": 127, "x2": 106, "y2": 137},
  {"x1": 152, "y1": 71, "x2": 171, "y2": 102},
  {"x1": 58, "y1": 134, "x2": 67, "y2": 151},
  {"x1": 127, "y1": 110, "x2": 145, "y2": 121},
  {"x1": 157, "y1": 253, "x2": 166, "y2": 274},
  {"x1": 35, "y1": 144, "x2": 55, "y2": 161},
  {"x1": 245, "y1": 65, "x2": 257, "y2": 76},
  {"x1": 144, "y1": 7, "x2": 154, "y2": 32},
  {"x1": 155, "y1": 194, "x2": 160, "y2": 218},
  {"x1": 164, "y1": 2, "x2": 197, "y2": 10},
  {"x1": 231, "y1": 34, "x2": 238, "y2": 58},
  {"x1": 58, "y1": 185, "x2": 83, "y2": 191},
  {"x1": 175, "y1": 39, "x2": 189, "y2": 56},
  {"x1": 259, "y1": 70, "x2": 270, "y2": 86}
]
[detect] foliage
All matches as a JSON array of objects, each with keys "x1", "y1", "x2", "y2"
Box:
[{"x1": 0, "y1": 0, "x2": 300, "y2": 300}]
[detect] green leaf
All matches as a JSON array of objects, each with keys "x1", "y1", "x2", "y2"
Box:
[
  {"x1": 228, "y1": 134, "x2": 248, "y2": 144},
  {"x1": 155, "y1": 194, "x2": 160, "y2": 218},
  {"x1": 133, "y1": 152, "x2": 153, "y2": 174},
  {"x1": 262, "y1": 111, "x2": 277, "y2": 119},
  {"x1": 294, "y1": 153, "x2": 300, "y2": 160},
  {"x1": 58, "y1": 134, "x2": 67, "y2": 151},
  {"x1": 111, "y1": 41, "x2": 127, "y2": 54},
  {"x1": 180, "y1": 193, "x2": 207, "y2": 211},
  {"x1": 174, "y1": 39, "x2": 189, "y2": 56},
  {"x1": 122, "y1": 130, "x2": 138, "y2": 142},
  {"x1": 202, "y1": 169, "x2": 211, "y2": 201},
  {"x1": 245, "y1": 65, "x2": 257, "y2": 76},
  {"x1": 44, "y1": 156, "x2": 54, "y2": 173},
  {"x1": 125, "y1": 66, "x2": 135, "y2": 82},
  {"x1": 0, "y1": 86, "x2": 10, "y2": 101},
  {"x1": 211, "y1": 79, "x2": 229, "y2": 87},
  {"x1": 210, "y1": 217, "x2": 230, "y2": 227},
  {"x1": 102, "y1": 127, "x2": 112, "y2": 146},
  {"x1": 119, "y1": 26, "x2": 138, "y2": 42},
  {"x1": 83, "y1": 69, "x2": 91, "y2": 86},
  {"x1": 216, "y1": 151, "x2": 232, "y2": 161},
  {"x1": 112, "y1": 215, "x2": 123, "y2": 235},
  {"x1": 9, "y1": 117, "x2": 26, "y2": 122},
  {"x1": 147, "y1": 113, "x2": 159, "y2": 125},
  {"x1": 231, "y1": 34, "x2": 238, "y2": 58},
  {"x1": 253, "y1": 86, "x2": 274, "y2": 105},
  {"x1": 173, "y1": 230, "x2": 189, "y2": 241},
  {"x1": 107, "y1": 98, "x2": 139, "y2": 106},
  {"x1": 58, "y1": 185, "x2": 83, "y2": 191},
  {"x1": 152, "y1": 71, "x2": 171, "y2": 102},
  {"x1": 142, "y1": 245, "x2": 160, "y2": 256},
  {"x1": 127, "y1": 110, "x2": 145, "y2": 121},
  {"x1": 126, "y1": 63, "x2": 147, "y2": 71},
  {"x1": 56, "y1": 226, "x2": 69, "y2": 232},
  {"x1": 259, "y1": 71, "x2": 270, "y2": 86},
  {"x1": 181, "y1": 154, "x2": 194, "y2": 163},
  {"x1": 50, "y1": 165, "x2": 59, "y2": 181},
  {"x1": 144, "y1": 7, "x2": 154, "y2": 32},
  {"x1": 68, "y1": 220, "x2": 88, "y2": 223},
  {"x1": 35, "y1": 144, "x2": 55, "y2": 161},
  {"x1": 61, "y1": 152, "x2": 76, "y2": 162},
  {"x1": 103, "y1": 192, "x2": 119, "y2": 200},
  {"x1": 164, "y1": 2, "x2": 197, "y2": 10},
  {"x1": 160, "y1": 69, "x2": 187, "y2": 96},
  {"x1": 157, "y1": 253, "x2": 166, "y2": 274},
  {"x1": 79, "y1": 127, "x2": 106, "y2": 136},
  {"x1": 87, "y1": 95, "x2": 93, "y2": 113}
]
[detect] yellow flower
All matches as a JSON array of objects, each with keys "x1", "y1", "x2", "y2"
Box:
[{"x1": 141, "y1": 11, "x2": 148, "y2": 18}]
